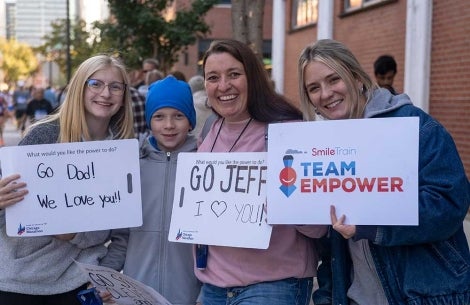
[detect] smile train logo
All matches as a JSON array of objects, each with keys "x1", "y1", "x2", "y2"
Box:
[{"x1": 279, "y1": 154, "x2": 297, "y2": 197}]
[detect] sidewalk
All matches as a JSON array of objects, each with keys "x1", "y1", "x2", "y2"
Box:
[{"x1": 2, "y1": 118, "x2": 22, "y2": 147}]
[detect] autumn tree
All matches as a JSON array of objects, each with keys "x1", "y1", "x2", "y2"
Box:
[
  {"x1": 0, "y1": 38, "x2": 38, "y2": 84},
  {"x1": 95, "y1": 0, "x2": 217, "y2": 72},
  {"x1": 231, "y1": 0, "x2": 265, "y2": 61}
]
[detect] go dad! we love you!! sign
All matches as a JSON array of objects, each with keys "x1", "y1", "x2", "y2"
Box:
[{"x1": 0, "y1": 139, "x2": 142, "y2": 236}]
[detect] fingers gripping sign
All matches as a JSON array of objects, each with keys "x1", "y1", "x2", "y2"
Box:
[
  {"x1": 330, "y1": 205, "x2": 356, "y2": 239},
  {"x1": 0, "y1": 174, "x2": 28, "y2": 209}
]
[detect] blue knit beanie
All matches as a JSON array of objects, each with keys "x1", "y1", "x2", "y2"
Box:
[{"x1": 145, "y1": 75, "x2": 196, "y2": 129}]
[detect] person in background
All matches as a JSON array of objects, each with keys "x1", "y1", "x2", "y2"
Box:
[
  {"x1": 130, "y1": 86, "x2": 147, "y2": 138},
  {"x1": 0, "y1": 54, "x2": 134, "y2": 305},
  {"x1": 298, "y1": 39, "x2": 470, "y2": 305},
  {"x1": 56, "y1": 86, "x2": 68, "y2": 108},
  {"x1": 101, "y1": 75, "x2": 201, "y2": 305},
  {"x1": 12, "y1": 81, "x2": 31, "y2": 132},
  {"x1": 135, "y1": 58, "x2": 161, "y2": 92},
  {"x1": 0, "y1": 92, "x2": 9, "y2": 146},
  {"x1": 137, "y1": 69, "x2": 164, "y2": 97},
  {"x1": 25, "y1": 87, "x2": 54, "y2": 125},
  {"x1": 170, "y1": 70, "x2": 187, "y2": 82},
  {"x1": 44, "y1": 86, "x2": 59, "y2": 110},
  {"x1": 197, "y1": 39, "x2": 327, "y2": 305},
  {"x1": 133, "y1": 69, "x2": 164, "y2": 138},
  {"x1": 188, "y1": 74, "x2": 212, "y2": 137},
  {"x1": 373, "y1": 54, "x2": 398, "y2": 95}
]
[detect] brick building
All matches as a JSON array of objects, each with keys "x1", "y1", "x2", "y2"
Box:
[{"x1": 172, "y1": 1, "x2": 273, "y2": 78}]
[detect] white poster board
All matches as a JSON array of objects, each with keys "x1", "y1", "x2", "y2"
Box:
[
  {"x1": 76, "y1": 262, "x2": 172, "y2": 305},
  {"x1": 267, "y1": 117, "x2": 419, "y2": 225},
  {"x1": 0, "y1": 139, "x2": 142, "y2": 236},
  {"x1": 168, "y1": 152, "x2": 272, "y2": 249}
]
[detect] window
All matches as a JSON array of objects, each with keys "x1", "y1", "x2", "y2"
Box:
[
  {"x1": 292, "y1": 0, "x2": 318, "y2": 29},
  {"x1": 344, "y1": 0, "x2": 391, "y2": 12}
]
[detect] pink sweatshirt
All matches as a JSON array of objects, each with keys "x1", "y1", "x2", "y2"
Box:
[{"x1": 196, "y1": 118, "x2": 327, "y2": 287}]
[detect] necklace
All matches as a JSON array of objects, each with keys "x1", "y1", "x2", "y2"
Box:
[{"x1": 210, "y1": 118, "x2": 253, "y2": 152}]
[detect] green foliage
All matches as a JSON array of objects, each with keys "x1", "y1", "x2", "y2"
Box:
[
  {"x1": 0, "y1": 38, "x2": 38, "y2": 84},
  {"x1": 95, "y1": 0, "x2": 218, "y2": 71},
  {"x1": 36, "y1": 0, "x2": 217, "y2": 79},
  {"x1": 36, "y1": 19, "x2": 98, "y2": 79}
]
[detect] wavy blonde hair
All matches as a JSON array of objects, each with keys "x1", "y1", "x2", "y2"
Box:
[
  {"x1": 298, "y1": 39, "x2": 377, "y2": 121},
  {"x1": 32, "y1": 55, "x2": 134, "y2": 142}
]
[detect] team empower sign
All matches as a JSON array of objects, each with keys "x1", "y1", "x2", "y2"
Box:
[
  {"x1": 266, "y1": 117, "x2": 419, "y2": 225},
  {"x1": 0, "y1": 139, "x2": 142, "y2": 236}
]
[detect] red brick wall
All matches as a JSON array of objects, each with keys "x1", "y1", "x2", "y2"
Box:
[
  {"x1": 172, "y1": 0, "x2": 273, "y2": 79},
  {"x1": 283, "y1": 0, "x2": 406, "y2": 107},
  {"x1": 332, "y1": 0, "x2": 406, "y2": 94},
  {"x1": 430, "y1": 0, "x2": 470, "y2": 178},
  {"x1": 283, "y1": 0, "x2": 317, "y2": 106}
]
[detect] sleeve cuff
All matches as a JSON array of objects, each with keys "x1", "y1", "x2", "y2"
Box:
[{"x1": 353, "y1": 225, "x2": 378, "y2": 242}]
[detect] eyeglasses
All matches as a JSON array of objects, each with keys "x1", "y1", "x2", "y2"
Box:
[{"x1": 85, "y1": 79, "x2": 127, "y2": 96}]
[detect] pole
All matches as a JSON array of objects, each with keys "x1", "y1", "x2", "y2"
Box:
[
  {"x1": 66, "y1": 0, "x2": 71, "y2": 82},
  {"x1": 49, "y1": 60, "x2": 52, "y2": 87}
]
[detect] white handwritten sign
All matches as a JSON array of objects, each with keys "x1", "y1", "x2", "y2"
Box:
[
  {"x1": 267, "y1": 117, "x2": 419, "y2": 225},
  {"x1": 0, "y1": 139, "x2": 142, "y2": 236},
  {"x1": 76, "y1": 262, "x2": 172, "y2": 305},
  {"x1": 168, "y1": 152, "x2": 272, "y2": 249}
]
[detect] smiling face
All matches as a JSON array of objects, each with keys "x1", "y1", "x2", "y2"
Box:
[
  {"x1": 303, "y1": 61, "x2": 354, "y2": 120},
  {"x1": 84, "y1": 67, "x2": 125, "y2": 126},
  {"x1": 204, "y1": 52, "x2": 250, "y2": 122},
  {"x1": 150, "y1": 107, "x2": 191, "y2": 152}
]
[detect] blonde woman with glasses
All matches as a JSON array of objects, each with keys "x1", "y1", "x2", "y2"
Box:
[{"x1": 0, "y1": 54, "x2": 134, "y2": 305}]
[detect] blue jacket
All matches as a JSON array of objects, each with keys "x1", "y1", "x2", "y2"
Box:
[{"x1": 312, "y1": 89, "x2": 470, "y2": 305}]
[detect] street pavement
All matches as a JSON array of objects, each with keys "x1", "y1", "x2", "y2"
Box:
[{"x1": 2, "y1": 118, "x2": 22, "y2": 147}]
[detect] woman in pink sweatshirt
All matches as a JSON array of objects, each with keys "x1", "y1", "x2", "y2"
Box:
[{"x1": 197, "y1": 39, "x2": 327, "y2": 305}]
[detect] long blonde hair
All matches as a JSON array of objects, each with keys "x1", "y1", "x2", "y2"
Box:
[
  {"x1": 31, "y1": 55, "x2": 134, "y2": 142},
  {"x1": 298, "y1": 39, "x2": 377, "y2": 120}
]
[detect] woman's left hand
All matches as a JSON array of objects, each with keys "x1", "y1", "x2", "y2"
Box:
[
  {"x1": 330, "y1": 205, "x2": 356, "y2": 239},
  {"x1": 0, "y1": 174, "x2": 28, "y2": 209}
]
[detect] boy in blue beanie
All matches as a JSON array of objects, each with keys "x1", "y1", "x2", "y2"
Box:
[
  {"x1": 144, "y1": 75, "x2": 196, "y2": 151},
  {"x1": 101, "y1": 75, "x2": 201, "y2": 304}
]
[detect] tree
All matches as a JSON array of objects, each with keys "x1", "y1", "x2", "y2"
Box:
[
  {"x1": 36, "y1": 19, "x2": 100, "y2": 78},
  {"x1": 95, "y1": 0, "x2": 218, "y2": 72},
  {"x1": 231, "y1": 0, "x2": 265, "y2": 61},
  {"x1": 0, "y1": 38, "x2": 38, "y2": 84}
]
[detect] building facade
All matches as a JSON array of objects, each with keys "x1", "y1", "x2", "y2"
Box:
[
  {"x1": 174, "y1": 0, "x2": 469, "y2": 181},
  {"x1": 172, "y1": 0, "x2": 469, "y2": 237},
  {"x1": 14, "y1": 0, "x2": 69, "y2": 47}
]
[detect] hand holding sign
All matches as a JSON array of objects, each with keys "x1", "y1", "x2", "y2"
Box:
[
  {"x1": 0, "y1": 174, "x2": 28, "y2": 209},
  {"x1": 0, "y1": 139, "x2": 142, "y2": 236}
]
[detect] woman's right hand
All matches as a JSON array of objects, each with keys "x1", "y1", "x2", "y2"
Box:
[{"x1": 0, "y1": 174, "x2": 28, "y2": 209}]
